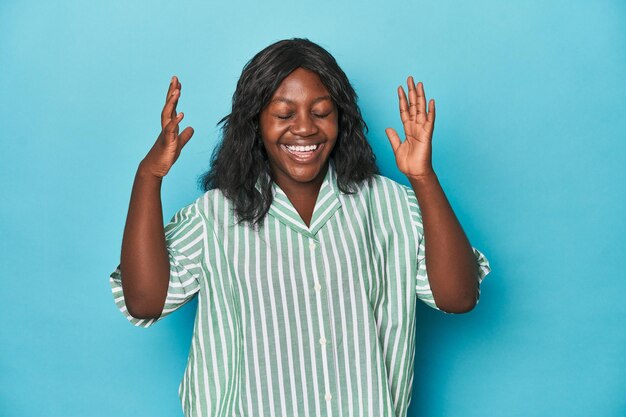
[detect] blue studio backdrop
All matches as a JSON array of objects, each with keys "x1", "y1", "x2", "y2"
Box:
[{"x1": 1, "y1": 1, "x2": 624, "y2": 416}]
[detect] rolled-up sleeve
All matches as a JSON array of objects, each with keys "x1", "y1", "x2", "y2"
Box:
[
  {"x1": 109, "y1": 200, "x2": 207, "y2": 328},
  {"x1": 405, "y1": 187, "x2": 492, "y2": 312}
]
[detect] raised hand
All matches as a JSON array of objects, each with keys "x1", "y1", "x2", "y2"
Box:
[
  {"x1": 385, "y1": 76, "x2": 436, "y2": 180},
  {"x1": 140, "y1": 76, "x2": 195, "y2": 179}
]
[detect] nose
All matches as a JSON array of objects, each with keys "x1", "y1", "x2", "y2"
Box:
[{"x1": 290, "y1": 113, "x2": 319, "y2": 137}]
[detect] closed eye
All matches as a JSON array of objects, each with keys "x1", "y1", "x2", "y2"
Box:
[{"x1": 273, "y1": 112, "x2": 331, "y2": 120}]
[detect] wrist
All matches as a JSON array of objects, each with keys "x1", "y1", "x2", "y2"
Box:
[
  {"x1": 407, "y1": 170, "x2": 438, "y2": 186},
  {"x1": 137, "y1": 161, "x2": 164, "y2": 185},
  {"x1": 407, "y1": 171, "x2": 439, "y2": 200}
]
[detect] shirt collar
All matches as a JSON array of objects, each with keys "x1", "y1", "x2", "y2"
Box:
[{"x1": 260, "y1": 159, "x2": 342, "y2": 237}]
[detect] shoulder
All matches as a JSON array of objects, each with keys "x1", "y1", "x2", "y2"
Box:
[
  {"x1": 356, "y1": 173, "x2": 413, "y2": 201},
  {"x1": 346, "y1": 173, "x2": 421, "y2": 239},
  {"x1": 192, "y1": 188, "x2": 240, "y2": 230},
  {"x1": 168, "y1": 189, "x2": 229, "y2": 225},
  {"x1": 345, "y1": 173, "x2": 414, "y2": 217},
  {"x1": 198, "y1": 189, "x2": 233, "y2": 218}
]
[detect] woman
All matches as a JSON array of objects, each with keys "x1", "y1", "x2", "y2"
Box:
[{"x1": 110, "y1": 38, "x2": 491, "y2": 417}]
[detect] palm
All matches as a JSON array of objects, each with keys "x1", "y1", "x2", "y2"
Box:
[
  {"x1": 142, "y1": 76, "x2": 195, "y2": 178},
  {"x1": 385, "y1": 76, "x2": 436, "y2": 180}
]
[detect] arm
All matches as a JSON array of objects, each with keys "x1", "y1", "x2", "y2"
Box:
[
  {"x1": 408, "y1": 173, "x2": 478, "y2": 313},
  {"x1": 119, "y1": 166, "x2": 169, "y2": 319},
  {"x1": 386, "y1": 76, "x2": 478, "y2": 313},
  {"x1": 119, "y1": 76, "x2": 195, "y2": 319}
]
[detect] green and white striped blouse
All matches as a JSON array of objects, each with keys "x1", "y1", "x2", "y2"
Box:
[{"x1": 110, "y1": 160, "x2": 491, "y2": 417}]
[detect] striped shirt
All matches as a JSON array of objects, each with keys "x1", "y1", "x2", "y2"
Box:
[{"x1": 109, "y1": 160, "x2": 491, "y2": 417}]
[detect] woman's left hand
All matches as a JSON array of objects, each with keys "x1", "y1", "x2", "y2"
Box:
[{"x1": 385, "y1": 76, "x2": 436, "y2": 180}]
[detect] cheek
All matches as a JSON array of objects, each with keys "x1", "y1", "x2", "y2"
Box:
[
  {"x1": 328, "y1": 112, "x2": 339, "y2": 134},
  {"x1": 259, "y1": 128, "x2": 278, "y2": 147},
  {"x1": 259, "y1": 112, "x2": 279, "y2": 138},
  {"x1": 326, "y1": 120, "x2": 339, "y2": 142},
  {"x1": 261, "y1": 120, "x2": 289, "y2": 141}
]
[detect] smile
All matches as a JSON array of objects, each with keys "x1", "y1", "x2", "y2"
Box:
[{"x1": 281, "y1": 143, "x2": 324, "y2": 162}]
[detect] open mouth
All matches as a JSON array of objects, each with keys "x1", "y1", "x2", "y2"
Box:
[{"x1": 281, "y1": 143, "x2": 324, "y2": 162}]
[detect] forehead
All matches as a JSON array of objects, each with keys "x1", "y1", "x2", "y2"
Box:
[{"x1": 269, "y1": 67, "x2": 331, "y2": 103}]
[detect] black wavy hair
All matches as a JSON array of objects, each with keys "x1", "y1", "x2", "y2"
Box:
[{"x1": 198, "y1": 38, "x2": 379, "y2": 225}]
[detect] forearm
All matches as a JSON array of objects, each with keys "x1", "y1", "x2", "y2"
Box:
[
  {"x1": 409, "y1": 172, "x2": 479, "y2": 313},
  {"x1": 119, "y1": 162, "x2": 170, "y2": 318}
]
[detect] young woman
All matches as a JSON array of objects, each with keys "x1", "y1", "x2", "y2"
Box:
[{"x1": 110, "y1": 38, "x2": 491, "y2": 417}]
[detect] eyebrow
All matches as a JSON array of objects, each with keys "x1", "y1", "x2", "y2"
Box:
[{"x1": 269, "y1": 95, "x2": 333, "y2": 105}]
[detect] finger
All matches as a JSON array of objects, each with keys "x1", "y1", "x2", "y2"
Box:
[
  {"x1": 165, "y1": 76, "x2": 176, "y2": 102},
  {"x1": 161, "y1": 76, "x2": 176, "y2": 127},
  {"x1": 385, "y1": 127, "x2": 402, "y2": 153},
  {"x1": 163, "y1": 112, "x2": 184, "y2": 140},
  {"x1": 415, "y1": 79, "x2": 427, "y2": 124},
  {"x1": 179, "y1": 126, "x2": 195, "y2": 148},
  {"x1": 397, "y1": 86, "x2": 410, "y2": 124},
  {"x1": 161, "y1": 89, "x2": 180, "y2": 128},
  {"x1": 171, "y1": 88, "x2": 180, "y2": 121},
  {"x1": 407, "y1": 76, "x2": 418, "y2": 120},
  {"x1": 427, "y1": 98, "x2": 436, "y2": 126},
  {"x1": 171, "y1": 79, "x2": 182, "y2": 120}
]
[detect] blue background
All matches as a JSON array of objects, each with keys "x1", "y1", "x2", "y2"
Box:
[{"x1": 1, "y1": 1, "x2": 624, "y2": 416}]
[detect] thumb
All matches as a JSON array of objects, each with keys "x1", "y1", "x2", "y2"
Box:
[
  {"x1": 179, "y1": 126, "x2": 195, "y2": 148},
  {"x1": 385, "y1": 128, "x2": 402, "y2": 153}
]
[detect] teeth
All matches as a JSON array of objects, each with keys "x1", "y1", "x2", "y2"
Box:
[{"x1": 285, "y1": 144, "x2": 319, "y2": 152}]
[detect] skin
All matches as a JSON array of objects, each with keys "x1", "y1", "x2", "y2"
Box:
[
  {"x1": 119, "y1": 76, "x2": 194, "y2": 318},
  {"x1": 258, "y1": 67, "x2": 339, "y2": 227},
  {"x1": 385, "y1": 77, "x2": 479, "y2": 313},
  {"x1": 119, "y1": 71, "x2": 479, "y2": 318}
]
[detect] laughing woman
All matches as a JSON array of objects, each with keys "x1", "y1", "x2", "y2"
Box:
[{"x1": 109, "y1": 38, "x2": 491, "y2": 417}]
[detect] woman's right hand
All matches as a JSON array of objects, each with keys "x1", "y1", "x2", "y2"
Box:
[{"x1": 140, "y1": 76, "x2": 195, "y2": 179}]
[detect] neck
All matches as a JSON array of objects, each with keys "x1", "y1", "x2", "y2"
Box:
[
  {"x1": 271, "y1": 161, "x2": 329, "y2": 200},
  {"x1": 270, "y1": 162, "x2": 329, "y2": 227}
]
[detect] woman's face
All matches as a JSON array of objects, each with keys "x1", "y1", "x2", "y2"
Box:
[{"x1": 259, "y1": 67, "x2": 339, "y2": 191}]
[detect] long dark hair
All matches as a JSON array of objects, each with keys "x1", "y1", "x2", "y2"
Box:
[{"x1": 198, "y1": 38, "x2": 379, "y2": 225}]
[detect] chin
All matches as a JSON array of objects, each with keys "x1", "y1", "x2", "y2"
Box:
[{"x1": 285, "y1": 164, "x2": 325, "y2": 183}]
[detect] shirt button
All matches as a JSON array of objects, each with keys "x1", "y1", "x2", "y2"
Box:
[
  {"x1": 325, "y1": 393, "x2": 332, "y2": 402},
  {"x1": 319, "y1": 336, "x2": 327, "y2": 346},
  {"x1": 309, "y1": 241, "x2": 317, "y2": 251},
  {"x1": 314, "y1": 282, "x2": 321, "y2": 292}
]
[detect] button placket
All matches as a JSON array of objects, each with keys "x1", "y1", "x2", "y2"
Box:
[
  {"x1": 308, "y1": 235, "x2": 337, "y2": 412},
  {"x1": 311, "y1": 239, "x2": 322, "y2": 294}
]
